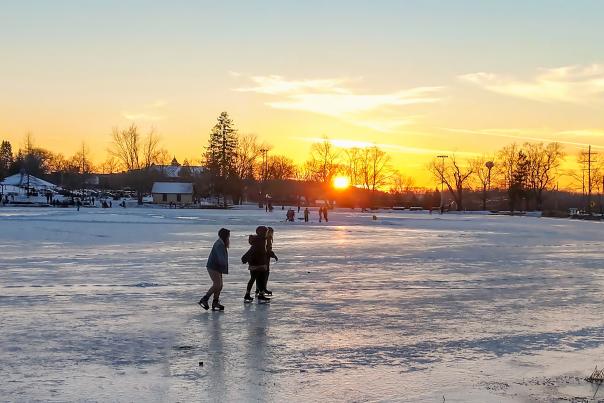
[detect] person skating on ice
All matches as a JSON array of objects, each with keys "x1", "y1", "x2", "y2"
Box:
[
  {"x1": 242, "y1": 226, "x2": 270, "y2": 303},
  {"x1": 199, "y1": 228, "x2": 230, "y2": 311},
  {"x1": 256, "y1": 226, "x2": 278, "y2": 296}
]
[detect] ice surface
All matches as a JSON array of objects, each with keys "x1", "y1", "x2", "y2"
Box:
[{"x1": 2, "y1": 207, "x2": 604, "y2": 401}]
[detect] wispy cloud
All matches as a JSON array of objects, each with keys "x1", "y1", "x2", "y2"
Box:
[
  {"x1": 145, "y1": 100, "x2": 168, "y2": 108},
  {"x1": 233, "y1": 74, "x2": 443, "y2": 131},
  {"x1": 459, "y1": 64, "x2": 604, "y2": 103},
  {"x1": 294, "y1": 136, "x2": 478, "y2": 157},
  {"x1": 236, "y1": 74, "x2": 351, "y2": 95},
  {"x1": 443, "y1": 127, "x2": 604, "y2": 150},
  {"x1": 122, "y1": 100, "x2": 168, "y2": 121},
  {"x1": 122, "y1": 112, "x2": 165, "y2": 121}
]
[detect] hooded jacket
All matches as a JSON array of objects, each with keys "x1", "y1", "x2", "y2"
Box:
[
  {"x1": 206, "y1": 238, "x2": 228, "y2": 274},
  {"x1": 241, "y1": 234, "x2": 267, "y2": 267}
]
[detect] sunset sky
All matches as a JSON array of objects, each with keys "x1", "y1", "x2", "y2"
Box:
[{"x1": 1, "y1": 1, "x2": 603, "y2": 187}]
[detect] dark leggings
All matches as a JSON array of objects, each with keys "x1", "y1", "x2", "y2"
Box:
[{"x1": 247, "y1": 269, "x2": 267, "y2": 294}]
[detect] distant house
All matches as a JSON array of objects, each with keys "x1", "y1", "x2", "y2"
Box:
[
  {"x1": 151, "y1": 182, "x2": 194, "y2": 204},
  {"x1": 1, "y1": 173, "x2": 57, "y2": 195},
  {"x1": 149, "y1": 157, "x2": 206, "y2": 179}
]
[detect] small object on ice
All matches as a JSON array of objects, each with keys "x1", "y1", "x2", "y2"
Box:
[
  {"x1": 586, "y1": 365, "x2": 604, "y2": 383},
  {"x1": 199, "y1": 361, "x2": 203, "y2": 367},
  {"x1": 373, "y1": 215, "x2": 377, "y2": 220}
]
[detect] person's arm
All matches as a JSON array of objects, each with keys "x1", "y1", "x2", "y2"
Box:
[
  {"x1": 269, "y1": 250, "x2": 278, "y2": 261},
  {"x1": 241, "y1": 248, "x2": 251, "y2": 264}
]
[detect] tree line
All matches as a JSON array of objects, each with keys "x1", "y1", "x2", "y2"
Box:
[{"x1": 0, "y1": 111, "x2": 599, "y2": 211}]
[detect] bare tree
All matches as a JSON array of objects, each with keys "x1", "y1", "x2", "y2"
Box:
[
  {"x1": 109, "y1": 124, "x2": 162, "y2": 171},
  {"x1": 390, "y1": 170, "x2": 415, "y2": 194},
  {"x1": 470, "y1": 155, "x2": 495, "y2": 210},
  {"x1": 429, "y1": 155, "x2": 473, "y2": 211},
  {"x1": 108, "y1": 124, "x2": 164, "y2": 204},
  {"x1": 344, "y1": 147, "x2": 362, "y2": 186},
  {"x1": 266, "y1": 155, "x2": 297, "y2": 180},
  {"x1": 359, "y1": 146, "x2": 391, "y2": 192},
  {"x1": 71, "y1": 142, "x2": 94, "y2": 175},
  {"x1": 305, "y1": 137, "x2": 340, "y2": 184},
  {"x1": 525, "y1": 142, "x2": 564, "y2": 210},
  {"x1": 234, "y1": 134, "x2": 264, "y2": 180},
  {"x1": 99, "y1": 156, "x2": 120, "y2": 174}
]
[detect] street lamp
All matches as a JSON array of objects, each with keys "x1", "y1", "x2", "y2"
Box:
[
  {"x1": 259, "y1": 148, "x2": 268, "y2": 208},
  {"x1": 485, "y1": 161, "x2": 494, "y2": 211},
  {"x1": 437, "y1": 155, "x2": 448, "y2": 213}
]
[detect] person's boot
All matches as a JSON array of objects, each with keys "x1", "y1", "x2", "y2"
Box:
[
  {"x1": 212, "y1": 299, "x2": 224, "y2": 311},
  {"x1": 264, "y1": 289, "x2": 273, "y2": 296},
  {"x1": 244, "y1": 294, "x2": 254, "y2": 303},
  {"x1": 257, "y1": 294, "x2": 271, "y2": 303},
  {"x1": 198, "y1": 296, "x2": 209, "y2": 310}
]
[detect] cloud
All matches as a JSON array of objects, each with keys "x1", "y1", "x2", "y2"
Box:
[
  {"x1": 122, "y1": 100, "x2": 168, "y2": 121},
  {"x1": 459, "y1": 64, "x2": 604, "y2": 103},
  {"x1": 145, "y1": 100, "x2": 168, "y2": 108},
  {"x1": 121, "y1": 112, "x2": 165, "y2": 121},
  {"x1": 233, "y1": 74, "x2": 443, "y2": 131},
  {"x1": 443, "y1": 127, "x2": 604, "y2": 150},
  {"x1": 293, "y1": 136, "x2": 478, "y2": 157},
  {"x1": 235, "y1": 74, "x2": 351, "y2": 95}
]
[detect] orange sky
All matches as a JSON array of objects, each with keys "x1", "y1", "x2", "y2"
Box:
[{"x1": 1, "y1": 2, "x2": 603, "y2": 190}]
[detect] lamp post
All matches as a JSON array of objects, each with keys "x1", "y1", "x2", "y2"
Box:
[
  {"x1": 259, "y1": 148, "x2": 268, "y2": 208},
  {"x1": 485, "y1": 161, "x2": 494, "y2": 211},
  {"x1": 437, "y1": 155, "x2": 448, "y2": 213}
]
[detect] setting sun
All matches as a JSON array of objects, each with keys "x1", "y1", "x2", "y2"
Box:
[{"x1": 333, "y1": 176, "x2": 350, "y2": 189}]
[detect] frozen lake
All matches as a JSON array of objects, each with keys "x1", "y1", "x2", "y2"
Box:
[{"x1": 2, "y1": 206, "x2": 604, "y2": 401}]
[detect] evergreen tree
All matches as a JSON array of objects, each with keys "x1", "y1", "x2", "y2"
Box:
[
  {"x1": 0, "y1": 140, "x2": 13, "y2": 178},
  {"x1": 509, "y1": 151, "x2": 530, "y2": 212},
  {"x1": 179, "y1": 159, "x2": 192, "y2": 179},
  {"x1": 204, "y1": 112, "x2": 238, "y2": 205},
  {"x1": 205, "y1": 112, "x2": 238, "y2": 178}
]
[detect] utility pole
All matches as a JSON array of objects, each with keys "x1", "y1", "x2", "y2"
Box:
[
  {"x1": 437, "y1": 155, "x2": 448, "y2": 213},
  {"x1": 587, "y1": 145, "x2": 592, "y2": 214}
]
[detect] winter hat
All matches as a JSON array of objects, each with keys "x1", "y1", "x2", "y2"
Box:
[
  {"x1": 218, "y1": 228, "x2": 230, "y2": 243},
  {"x1": 255, "y1": 226, "x2": 268, "y2": 237}
]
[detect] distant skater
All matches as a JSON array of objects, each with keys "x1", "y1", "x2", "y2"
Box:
[
  {"x1": 319, "y1": 206, "x2": 323, "y2": 223},
  {"x1": 322, "y1": 205, "x2": 329, "y2": 222},
  {"x1": 304, "y1": 207, "x2": 309, "y2": 222},
  {"x1": 256, "y1": 227, "x2": 278, "y2": 296},
  {"x1": 199, "y1": 228, "x2": 230, "y2": 311},
  {"x1": 242, "y1": 226, "x2": 271, "y2": 303}
]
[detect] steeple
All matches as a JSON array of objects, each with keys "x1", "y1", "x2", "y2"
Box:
[{"x1": 170, "y1": 156, "x2": 180, "y2": 167}]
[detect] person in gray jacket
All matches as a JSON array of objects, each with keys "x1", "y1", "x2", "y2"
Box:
[{"x1": 199, "y1": 228, "x2": 230, "y2": 311}]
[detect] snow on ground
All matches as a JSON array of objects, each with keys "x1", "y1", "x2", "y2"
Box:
[{"x1": 2, "y1": 206, "x2": 604, "y2": 402}]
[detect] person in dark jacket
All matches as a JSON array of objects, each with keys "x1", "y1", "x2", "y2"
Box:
[
  {"x1": 242, "y1": 226, "x2": 270, "y2": 303},
  {"x1": 256, "y1": 226, "x2": 277, "y2": 296},
  {"x1": 199, "y1": 228, "x2": 230, "y2": 311}
]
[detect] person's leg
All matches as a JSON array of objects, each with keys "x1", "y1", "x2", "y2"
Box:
[
  {"x1": 264, "y1": 269, "x2": 271, "y2": 294},
  {"x1": 213, "y1": 273, "x2": 223, "y2": 301},
  {"x1": 204, "y1": 269, "x2": 221, "y2": 300},
  {"x1": 246, "y1": 270, "x2": 257, "y2": 294},
  {"x1": 257, "y1": 269, "x2": 267, "y2": 295}
]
